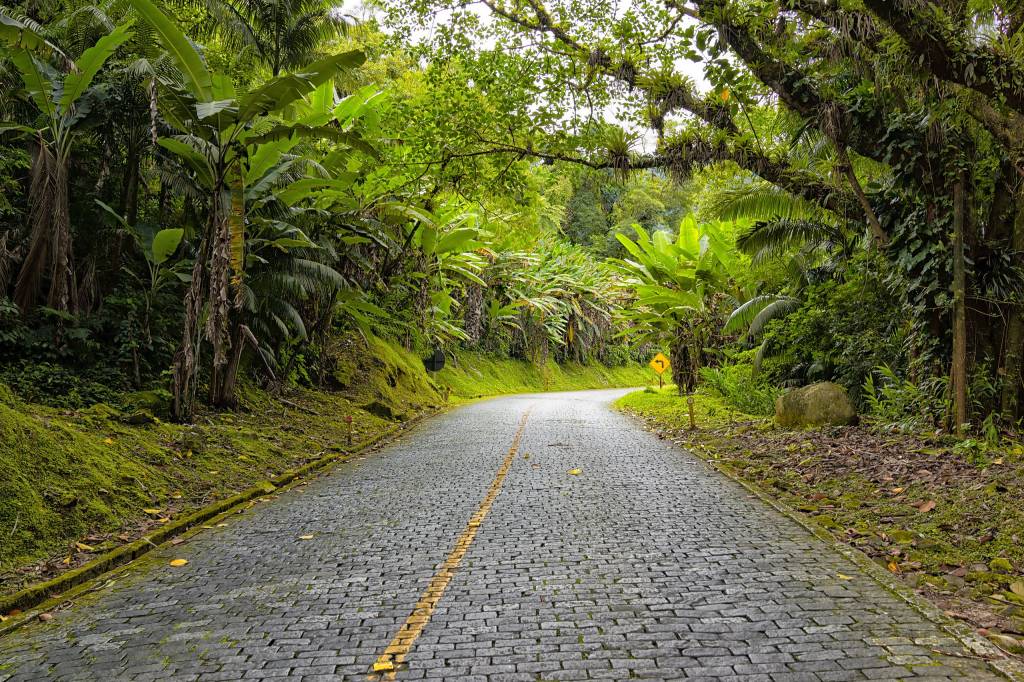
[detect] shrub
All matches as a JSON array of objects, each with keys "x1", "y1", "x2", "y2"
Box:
[
  {"x1": 1, "y1": 362, "x2": 122, "y2": 408},
  {"x1": 699, "y1": 360, "x2": 780, "y2": 416},
  {"x1": 758, "y1": 264, "x2": 907, "y2": 406}
]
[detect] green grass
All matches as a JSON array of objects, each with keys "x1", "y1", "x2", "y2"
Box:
[
  {"x1": 615, "y1": 384, "x2": 751, "y2": 428},
  {"x1": 439, "y1": 351, "x2": 651, "y2": 398}
]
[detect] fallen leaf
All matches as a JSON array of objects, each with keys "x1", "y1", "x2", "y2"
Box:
[
  {"x1": 891, "y1": 487, "x2": 904, "y2": 494},
  {"x1": 142, "y1": 508, "x2": 162, "y2": 515},
  {"x1": 522, "y1": 453, "x2": 530, "y2": 460},
  {"x1": 170, "y1": 538, "x2": 184, "y2": 546},
  {"x1": 74, "y1": 541, "x2": 95, "y2": 552},
  {"x1": 61, "y1": 555, "x2": 71, "y2": 565},
  {"x1": 208, "y1": 470, "x2": 218, "y2": 475},
  {"x1": 887, "y1": 560, "x2": 901, "y2": 574},
  {"x1": 1011, "y1": 581, "x2": 1024, "y2": 597},
  {"x1": 918, "y1": 500, "x2": 936, "y2": 513},
  {"x1": 215, "y1": 523, "x2": 228, "y2": 528},
  {"x1": 567, "y1": 468, "x2": 582, "y2": 475},
  {"x1": 38, "y1": 613, "x2": 53, "y2": 622},
  {"x1": 298, "y1": 534, "x2": 315, "y2": 540},
  {"x1": 103, "y1": 437, "x2": 114, "y2": 445},
  {"x1": 837, "y1": 573, "x2": 853, "y2": 580},
  {"x1": 170, "y1": 491, "x2": 183, "y2": 499},
  {"x1": 0, "y1": 614, "x2": 6, "y2": 622},
  {"x1": 993, "y1": 457, "x2": 1004, "y2": 465},
  {"x1": 169, "y1": 559, "x2": 188, "y2": 567}
]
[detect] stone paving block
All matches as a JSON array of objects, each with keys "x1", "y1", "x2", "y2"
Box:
[{"x1": 0, "y1": 390, "x2": 1007, "y2": 681}]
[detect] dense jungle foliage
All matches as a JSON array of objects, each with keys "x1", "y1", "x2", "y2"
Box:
[{"x1": 1, "y1": 0, "x2": 1024, "y2": 440}]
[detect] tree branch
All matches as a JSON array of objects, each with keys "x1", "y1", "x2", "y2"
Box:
[{"x1": 861, "y1": 0, "x2": 1024, "y2": 117}]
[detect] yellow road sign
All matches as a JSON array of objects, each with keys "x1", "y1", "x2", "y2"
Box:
[{"x1": 649, "y1": 352, "x2": 670, "y2": 375}]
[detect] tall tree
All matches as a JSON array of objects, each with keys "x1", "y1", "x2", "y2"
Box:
[{"x1": 186, "y1": 0, "x2": 347, "y2": 76}]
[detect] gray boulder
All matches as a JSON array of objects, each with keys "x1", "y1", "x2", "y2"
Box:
[{"x1": 775, "y1": 381, "x2": 856, "y2": 427}]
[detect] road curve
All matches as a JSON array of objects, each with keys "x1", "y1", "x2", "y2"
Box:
[{"x1": 0, "y1": 389, "x2": 1003, "y2": 680}]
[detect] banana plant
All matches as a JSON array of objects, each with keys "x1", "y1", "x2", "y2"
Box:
[
  {"x1": 1, "y1": 14, "x2": 134, "y2": 314},
  {"x1": 126, "y1": 0, "x2": 370, "y2": 419},
  {"x1": 404, "y1": 202, "x2": 487, "y2": 345},
  {"x1": 613, "y1": 215, "x2": 745, "y2": 394}
]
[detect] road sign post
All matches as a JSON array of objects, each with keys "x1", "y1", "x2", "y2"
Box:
[{"x1": 649, "y1": 352, "x2": 671, "y2": 390}]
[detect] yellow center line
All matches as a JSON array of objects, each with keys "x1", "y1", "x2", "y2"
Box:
[{"x1": 369, "y1": 407, "x2": 533, "y2": 680}]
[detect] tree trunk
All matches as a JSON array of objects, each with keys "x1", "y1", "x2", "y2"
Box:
[
  {"x1": 207, "y1": 204, "x2": 234, "y2": 407},
  {"x1": 670, "y1": 329, "x2": 696, "y2": 396},
  {"x1": 1002, "y1": 199, "x2": 1024, "y2": 420},
  {"x1": 171, "y1": 236, "x2": 210, "y2": 422},
  {"x1": 835, "y1": 145, "x2": 888, "y2": 247},
  {"x1": 14, "y1": 141, "x2": 76, "y2": 315},
  {"x1": 120, "y1": 141, "x2": 140, "y2": 226},
  {"x1": 951, "y1": 176, "x2": 968, "y2": 434},
  {"x1": 217, "y1": 321, "x2": 245, "y2": 409},
  {"x1": 463, "y1": 283, "x2": 484, "y2": 346}
]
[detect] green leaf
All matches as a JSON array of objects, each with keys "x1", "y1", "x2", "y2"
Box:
[
  {"x1": 270, "y1": 236, "x2": 315, "y2": 251},
  {"x1": 60, "y1": 22, "x2": 134, "y2": 113},
  {"x1": 420, "y1": 225, "x2": 437, "y2": 255},
  {"x1": 195, "y1": 99, "x2": 237, "y2": 120},
  {"x1": 677, "y1": 214, "x2": 700, "y2": 254},
  {"x1": 333, "y1": 84, "x2": 382, "y2": 124},
  {"x1": 157, "y1": 137, "x2": 214, "y2": 188},
  {"x1": 0, "y1": 13, "x2": 60, "y2": 53},
  {"x1": 302, "y1": 79, "x2": 335, "y2": 122},
  {"x1": 243, "y1": 124, "x2": 376, "y2": 157},
  {"x1": 245, "y1": 138, "x2": 293, "y2": 185},
  {"x1": 10, "y1": 50, "x2": 54, "y2": 118},
  {"x1": 235, "y1": 50, "x2": 365, "y2": 124},
  {"x1": 436, "y1": 228, "x2": 478, "y2": 255},
  {"x1": 153, "y1": 81, "x2": 198, "y2": 132},
  {"x1": 615, "y1": 233, "x2": 645, "y2": 261},
  {"x1": 126, "y1": 0, "x2": 213, "y2": 101},
  {"x1": 275, "y1": 176, "x2": 357, "y2": 206},
  {"x1": 0, "y1": 123, "x2": 36, "y2": 136},
  {"x1": 152, "y1": 228, "x2": 184, "y2": 265}
]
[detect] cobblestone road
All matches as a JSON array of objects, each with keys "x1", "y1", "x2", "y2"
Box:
[{"x1": 0, "y1": 390, "x2": 1006, "y2": 680}]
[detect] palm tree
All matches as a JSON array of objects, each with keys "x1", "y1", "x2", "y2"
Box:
[{"x1": 185, "y1": 0, "x2": 347, "y2": 76}]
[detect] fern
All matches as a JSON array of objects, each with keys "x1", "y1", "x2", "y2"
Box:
[
  {"x1": 736, "y1": 219, "x2": 840, "y2": 264},
  {"x1": 708, "y1": 179, "x2": 825, "y2": 223}
]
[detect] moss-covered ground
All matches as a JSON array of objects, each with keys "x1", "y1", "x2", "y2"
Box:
[
  {"x1": 439, "y1": 351, "x2": 649, "y2": 398},
  {"x1": 0, "y1": 339, "x2": 649, "y2": 600},
  {"x1": 617, "y1": 386, "x2": 1024, "y2": 651}
]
